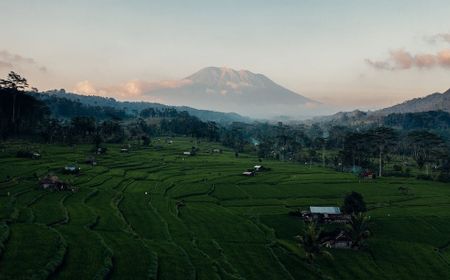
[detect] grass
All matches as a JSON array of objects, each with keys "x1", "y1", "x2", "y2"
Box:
[{"x1": 0, "y1": 137, "x2": 449, "y2": 279}]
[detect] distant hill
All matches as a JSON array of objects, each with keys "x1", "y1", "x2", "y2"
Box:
[
  {"x1": 312, "y1": 110, "x2": 370, "y2": 125},
  {"x1": 314, "y1": 88, "x2": 450, "y2": 127},
  {"x1": 141, "y1": 67, "x2": 321, "y2": 118},
  {"x1": 34, "y1": 90, "x2": 251, "y2": 124},
  {"x1": 376, "y1": 88, "x2": 450, "y2": 115}
]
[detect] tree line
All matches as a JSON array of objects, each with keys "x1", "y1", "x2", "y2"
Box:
[{"x1": 1, "y1": 72, "x2": 449, "y2": 181}]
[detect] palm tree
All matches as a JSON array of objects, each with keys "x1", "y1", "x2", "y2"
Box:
[
  {"x1": 296, "y1": 223, "x2": 333, "y2": 264},
  {"x1": 345, "y1": 212, "x2": 371, "y2": 249}
]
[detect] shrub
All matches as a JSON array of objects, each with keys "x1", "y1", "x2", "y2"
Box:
[{"x1": 342, "y1": 191, "x2": 367, "y2": 214}]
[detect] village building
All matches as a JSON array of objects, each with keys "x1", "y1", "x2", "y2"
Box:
[
  {"x1": 321, "y1": 230, "x2": 353, "y2": 249},
  {"x1": 39, "y1": 175, "x2": 75, "y2": 192},
  {"x1": 16, "y1": 150, "x2": 41, "y2": 159},
  {"x1": 31, "y1": 152, "x2": 41, "y2": 159},
  {"x1": 96, "y1": 147, "x2": 107, "y2": 155},
  {"x1": 302, "y1": 206, "x2": 351, "y2": 224},
  {"x1": 242, "y1": 171, "x2": 255, "y2": 176},
  {"x1": 358, "y1": 170, "x2": 376, "y2": 181},
  {"x1": 85, "y1": 156, "x2": 97, "y2": 166},
  {"x1": 64, "y1": 164, "x2": 80, "y2": 174},
  {"x1": 254, "y1": 165, "x2": 262, "y2": 171}
]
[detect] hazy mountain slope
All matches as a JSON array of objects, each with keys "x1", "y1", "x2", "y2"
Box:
[
  {"x1": 35, "y1": 90, "x2": 251, "y2": 123},
  {"x1": 313, "y1": 88, "x2": 450, "y2": 126},
  {"x1": 142, "y1": 67, "x2": 321, "y2": 118},
  {"x1": 376, "y1": 88, "x2": 450, "y2": 115}
]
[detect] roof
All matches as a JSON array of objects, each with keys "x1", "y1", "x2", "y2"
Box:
[
  {"x1": 40, "y1": 175, "x2": 63, "y2": 184},
  {"x1": 65, "y1": 165, "x2": 77, "y2": 169},
  {"x1": 310, "y1": 206, "x2": 341, "y2": 214}
]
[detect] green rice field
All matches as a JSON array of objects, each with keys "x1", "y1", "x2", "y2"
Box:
[{"x1": 0, "y1": 138, "x2": 449, "y2": 279}]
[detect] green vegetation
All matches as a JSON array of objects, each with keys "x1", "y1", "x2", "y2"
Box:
[{"x1": 1, "y1": 138, "x2": 450, "y2": 279}]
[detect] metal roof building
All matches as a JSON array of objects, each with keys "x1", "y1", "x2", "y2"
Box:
[{"x1": 310, "y1": 206, "x2": 341, "y2": 215}]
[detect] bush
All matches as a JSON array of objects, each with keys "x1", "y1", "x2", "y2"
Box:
[{"x1": 342, "y1": 191, "x2": 367, "y2": 214}]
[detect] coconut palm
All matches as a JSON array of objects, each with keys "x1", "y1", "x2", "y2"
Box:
[
  {"x1": 296, "y1": 223, "x2": 332, "y2": 264},
  {"x1": 346, "y1": 212, "x2": 371, "y2": 249}
]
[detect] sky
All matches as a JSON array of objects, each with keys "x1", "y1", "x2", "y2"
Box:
[{"x1": 1, "y1": 0, "x2": 450, "y2": 112}]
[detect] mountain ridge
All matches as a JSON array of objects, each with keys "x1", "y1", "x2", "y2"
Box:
[
  {"x1": 375, "y1": 88, "x2": 450, "y2": 115},
  {"x1": 35, "y1": 89, "x2": 252, "y2": 124}
]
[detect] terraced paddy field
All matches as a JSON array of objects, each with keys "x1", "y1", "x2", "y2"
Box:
[{"x1": 0, "y1": 138, "x2": 449, "y2": 279}]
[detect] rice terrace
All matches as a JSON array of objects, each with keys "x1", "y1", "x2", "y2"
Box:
[
  {"x1": 1, "y1": 138, "x2": 450, "y2": 279},
  {"x1": 3, "y1": 1, "x2": 450, "y2": 279}
]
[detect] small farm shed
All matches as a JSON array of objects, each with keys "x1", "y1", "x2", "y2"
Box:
[
  {"x1": 96, "y1": 147, "x2": 107, "y2": 155},
  {"x1": 321, "y1": 231, "x2": 353, "y2": 249},
  {"x1": 310, "y1": 206, "x2": 341, "y2": 215},
  {"x1": 303, "y1": 206, "x2": 350, "y2": 224},
  {"x1": 39, "y1": 175, "x2": 72, "y2": 191},
  {"x1": 64, "y1": 165, "x2": 80, "y2": 174},
  {"x1": 253, "y1": 165, "x2": 264, "y2": 171},
  {"x1": 85, "y1": 157, "x2": 97, "y2": 165}
]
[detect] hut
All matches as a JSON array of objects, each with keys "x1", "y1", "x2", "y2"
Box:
[
  {"x1": 85, "y1": 156, "x2": 97, "y2": 166},
  {"x1": 31, "y1": 152, "x2": 41, "y2": 159},
  {"x1": 242, "y1": 171, "x2": 255, "y2": 176},
  {"x1": 39, "y1": 175, "x2": 73, "y2": 191},
  {"x1": 64, "y1": 164, "x2": 80, "y2": 174},
  {"x1": 321, "y1": 230, "x2": 353, "y2": 249},
  {"x1": 16, "y1": 150, "x2": 41, "y2": 159},
  {"x1": 96, "y1": 147, "x2": 107, "y2": 155},
  {"x1": 359, "y1": 170, "x2": 375, "y2": 181},
  {"x1": 302, "y1": 206, "x2": 350, "y2": 224}
]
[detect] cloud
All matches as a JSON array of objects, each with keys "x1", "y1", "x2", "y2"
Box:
[
  {"x1": 437, "y1": 49, "x2": 450, "y2": 67},
  {"x1": 73, "y1": 79, "x2": 192, "y2": 100},
  {"x1": 426, "y1": 33, "x2": 450, "y2": 44},
  {"x1": 366, "y1": 48, "x2": 450, "y2": 70},
  {"x1": 0, "y1": 50, "x2": 47, "y2": 72},
  {"x1": 0, "y1": 61, "x2": 13, "y2": 69}
]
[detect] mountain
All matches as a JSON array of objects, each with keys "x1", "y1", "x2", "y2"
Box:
[
  {"x1": 313, "y1": 88, "x2": 450, "y2": 125},
  {"x1": 142, "y1": 67, "x2": 320, "y2": 118},
  {"x1": 35, "y1": 90, "x2": 251, "y2": 124},
  {"x1": 376, "y1": 88, "x2": 450, "y2": 115}
]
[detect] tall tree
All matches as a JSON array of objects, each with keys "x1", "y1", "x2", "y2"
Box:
[
  {"x1": 370, "y1": 127, "x2": 398, "y2": 177},
  {"x1": 407, "y1": 130, "x2": 448, "y2": 175},
  {"x1": 0, "y1": 71, "x2": 29, "y2": 124}
]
